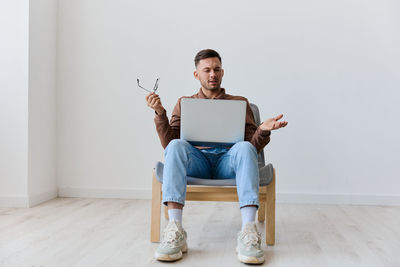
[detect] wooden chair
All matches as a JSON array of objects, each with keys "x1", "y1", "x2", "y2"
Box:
[{"x1": 150, "y1": 104, "x2": 276, "y2": 245}]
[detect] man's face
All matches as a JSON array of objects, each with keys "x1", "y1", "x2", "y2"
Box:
[{"x1": 194, "y1": 57, "x2": 224, "y2": 91}]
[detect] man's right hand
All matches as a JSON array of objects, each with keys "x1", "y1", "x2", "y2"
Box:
[{"x1": 146, "y1": 92, "x2": 165, "y2": 115}]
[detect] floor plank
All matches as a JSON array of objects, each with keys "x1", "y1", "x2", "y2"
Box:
[{"x1": 0, "y1": 198, "x2": 399, "y2": 267}]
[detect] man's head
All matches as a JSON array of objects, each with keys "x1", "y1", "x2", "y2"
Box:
[{"x1": 194, "y1": 49, "x2": 224, "y2": 91}]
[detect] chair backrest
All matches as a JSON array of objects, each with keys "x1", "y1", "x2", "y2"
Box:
[{"x1": 249, "y1": 103, "x2": 266, "y2": 168}]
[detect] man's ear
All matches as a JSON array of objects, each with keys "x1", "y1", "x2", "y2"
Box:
[{"x1": 194, "y1": 70, "x2": 199, "y2": 80}]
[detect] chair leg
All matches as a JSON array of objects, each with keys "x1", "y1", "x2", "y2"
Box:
[
  {"x1": 266, "y1": 168, "x2": 276, "y2": 245},
  {"x1": 258, "y1": 186, "x2": 266, "y2": 222},
  {"x1": 164, "y1": 205, "x2": 169, "y2": 220},
  {"x1": 151, "y1": 171, "x2": 162, "y2": 242}
]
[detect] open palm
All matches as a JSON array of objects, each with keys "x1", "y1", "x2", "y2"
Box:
[{"x1": 259, "y1": 114, "x2": 288, "y2": 131}]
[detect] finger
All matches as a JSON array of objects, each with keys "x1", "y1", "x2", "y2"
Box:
[
  {"x1": 147, "y1": 94, "x2": 157, "y2": 103},
  {"x1": 150, "y1": 97, "x2": 160, "y2": 107},
  {"x1": 151, "y1": 94, "x2": 160, "y2": 101},
  {"x1": 146, "y1": 93, "x2": 153, "y2": 101},
  {"x1": 152, "y1": 98, "x2": 160, "y2": 107},
  {"x1": 155, "y1": 99, "x2": 162, "y2": 107},
  {"x1": 146, "y1": 95, "x2": 153, "y2": 105},
  {"x1": 147, "y1": 95, "x2": 154, "y2": 105},
  {"x1": 149, "y1": 98, "x2": 157, "y2": 107},
  {"x1": 275, "y1": 114, "x2": 283, "y2": 121}
]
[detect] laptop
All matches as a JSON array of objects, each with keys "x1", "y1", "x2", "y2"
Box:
[{"x1": 180, "y1": 98, "x2": 247, "y2": 147}]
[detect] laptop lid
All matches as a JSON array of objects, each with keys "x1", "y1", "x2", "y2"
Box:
[{"x1": 180, "y1": 98, "x2": 246, "y2": 147}]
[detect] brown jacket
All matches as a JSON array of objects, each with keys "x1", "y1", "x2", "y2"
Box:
[{"x1": 154, "y1": 88, "x2": 271, "y2": 153}]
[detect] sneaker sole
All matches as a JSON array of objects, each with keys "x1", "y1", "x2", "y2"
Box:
[
  {"x1": 236, "y1": 248, "x2": 265, "y2": 264},
  {"x1": 155, "y1": 243, "x2": 188, "y2": 262},
  {"x1": 237, "y1": 253, "x2": 265, "y2": 265}
]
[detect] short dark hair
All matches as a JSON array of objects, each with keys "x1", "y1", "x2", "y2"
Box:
[{"x1": 194, "y1": 49, "x2": 222, "y2": 67}]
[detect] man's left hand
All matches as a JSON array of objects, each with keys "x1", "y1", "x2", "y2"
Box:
[{"x1": 259, "y1": 114, "x2": 288, "y2": 132}]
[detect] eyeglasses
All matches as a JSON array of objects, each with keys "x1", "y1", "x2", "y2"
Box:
[{"x1": 137, "y1": 78, "x2": 160, "y2": 93}]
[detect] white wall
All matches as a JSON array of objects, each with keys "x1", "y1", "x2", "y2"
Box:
[
  {"x1": 57, "y1": 0, "x2": 400, "y2": 204},
  {"x1": 0, "y1": 0, "x2": 58, "y2": 207},
  {"x1": 0, "y1": 0, "x2": 29, "y2": 207},
  {"x1": 28, "y1": 0, "x2": 58, "y2": 206}
]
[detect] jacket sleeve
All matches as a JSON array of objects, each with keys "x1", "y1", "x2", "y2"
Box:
[
  {"x1": 244, "y1": 101, "x2": 271, "y2": 153},
  {"x1": 154, "y1": 99, "x2": 181, "y2": 149}
]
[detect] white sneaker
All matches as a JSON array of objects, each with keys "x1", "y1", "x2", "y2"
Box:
[
  {"x1": 236, "y1": 222, "x2": 265, "y2": 264},
  {"x1": 154, "y1": 220, "x2": 188, "y2": 261}
]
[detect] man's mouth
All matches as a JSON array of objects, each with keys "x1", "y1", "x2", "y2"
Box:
[{"x1": 209, "y1": 80, "x2": 218, "y2": 85}]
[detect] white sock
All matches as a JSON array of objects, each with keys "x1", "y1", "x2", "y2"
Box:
[
  {"x1": 168, "y1": 209, "x2": 183, "y2": 225},
  {"x1": 240, "y1": 206, "x2": 257, "y2": 230}
]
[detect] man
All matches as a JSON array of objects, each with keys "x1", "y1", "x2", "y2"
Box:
[{"x1": 145, "y1": 49, "x2": 288, "y2": 264}]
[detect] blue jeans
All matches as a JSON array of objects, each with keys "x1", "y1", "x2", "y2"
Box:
[{"x1": 162, "y1": 139, "x2": 260, "y2": 208}]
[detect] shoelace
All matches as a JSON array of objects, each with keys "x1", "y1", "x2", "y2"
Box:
[
  {"x1": 161, "y1": 227, "x2": 182, "y2": 248},
  {"x1": 241, "y1": 229, "x2": 261, "y2": 247}
]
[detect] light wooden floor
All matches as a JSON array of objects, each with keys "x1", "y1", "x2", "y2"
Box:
[{"x1": 0, "y1": 198, "x2": 399, "y2": 267}]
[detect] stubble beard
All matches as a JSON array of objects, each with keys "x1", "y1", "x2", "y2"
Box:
[{"x1": 202, "y1": 80, "x2": 221, "y2": 91}]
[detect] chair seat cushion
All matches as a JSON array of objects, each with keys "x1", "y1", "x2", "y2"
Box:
[{"x1": 154, "y1": 161, "x2": 274, "y2": 187}]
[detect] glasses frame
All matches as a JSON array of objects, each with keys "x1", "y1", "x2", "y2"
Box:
[{"x1": 137, "y1": 78, "x2": 160, "y2": 93}]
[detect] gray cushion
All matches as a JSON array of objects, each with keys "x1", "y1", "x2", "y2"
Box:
[{"x1": 154, "y1": 161, "x2": 274, "y2": 187}]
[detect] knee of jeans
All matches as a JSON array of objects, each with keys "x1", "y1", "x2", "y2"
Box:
[
  {"x1": 233, "y1": 141, "x2": 257, "y2": 155},
  {"x1": 165, "y1": 139, "x2": 191, "y2": 154}
]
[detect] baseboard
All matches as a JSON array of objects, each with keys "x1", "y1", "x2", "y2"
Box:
[
  {"x1": 277, "y1": 192, "x2": 400, "y2": 206},
  {"x1": 0, "y1": 195, "x2": 29, "y2": 208},
  {"x1": 28, "y1": 189, "x2": 58, "y2": 207},
  {"x1": 57, "y1": 187, "x2": 400, "y2": 206},
  {"x1": 58, "y1": 187, "x2": 152, "y2": 199},
  {"x1": 0, "y1": 190, "x2": 58, "y2": 208}
]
